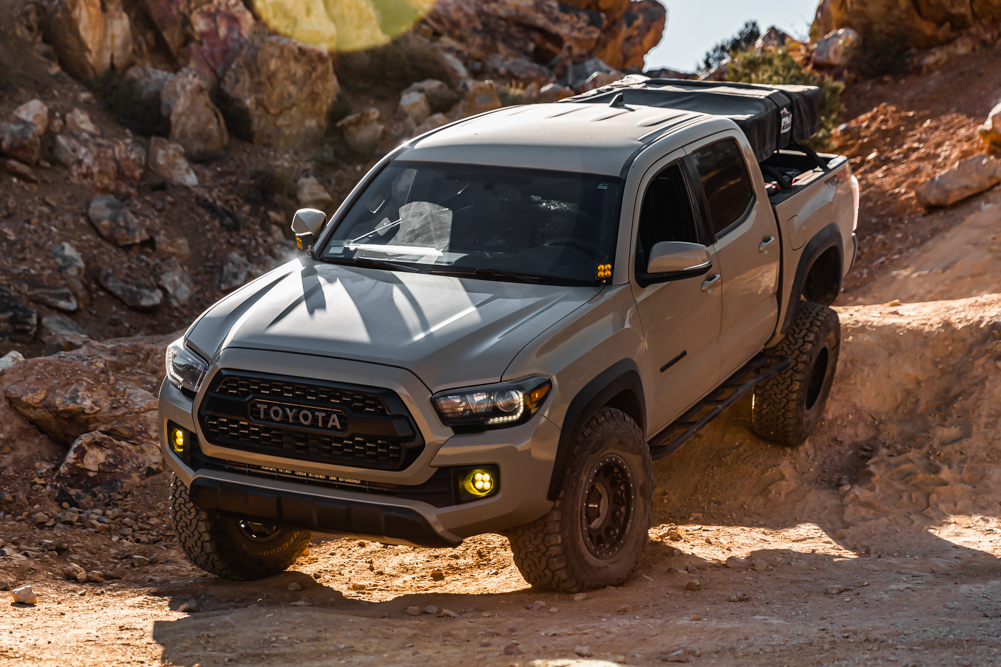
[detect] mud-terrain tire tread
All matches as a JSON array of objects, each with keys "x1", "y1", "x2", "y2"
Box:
[
  {"x1": 171, "y1": 477, "x2": 312, "y2": 581},
  {"x1": 752, "y1": 301, "x2": 840, "y2": 447},
  {"x1": 506, "y1": 407, "x2": 652, "y2": 592}
]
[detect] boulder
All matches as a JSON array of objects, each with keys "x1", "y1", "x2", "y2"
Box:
[
  {"x1": 448, "y1": 80, "x2": 502, "y2": 120},
  {"x1": 399, "y1": 90, "x2": 431, "y2": 125},
  {"x1": 55, "y1": 430, "x2": 161, "y2": 490},
  {"x1": 137, "y1": 0, "x2": 186, "y2": 58},
  {"x1": 0, "y1": 351, "x2": 25, "y2": 373},
  {"x1": 3, "y1": 159, "x2": 37, "y2": 183},
  {"x1": 402, "y1": 79, "x2": 461, "y2": 114},
  {"x1": 66, "y1": 108, "x2": 98, "y2": 135},
  {"x1": 218, "y1": 252, "x2": 251, "y2": 291},
  {"x1": 814, "y1": 28, "x2": 861, "y2": 67},
  {"x1": 87, "y1": 195, "x2": 148, "y2": 246},
  {"x1": 0, "y1": 287, "x2": 38, "y2": 341},
  {"x1": 157, "y1": 261, "x2": 193, "y2": 306},
  {"x1": 41, "y1": 315, "x2": 90, "y2": 353},
  {"x1": 915, "y1": 156, "x2": 1001, "y2": 208},
  {"x1": 336, "y1": 108, "x2": 384, "y2": 155},
  {"x1": 981, "y1": 101, "x2": 1001, "y2": 153},
  {"x1": 188, "y1": 0, "x2": 256, "y2": 80},
  {"x1": 47, "y1": 0, "x2": 108, "y2": 80},
  {"x1": 53, "y1": 133, "x2": 145, "y2": 198},
  {"x1": 221, "y1": 33, "x2": 339, "y2": 151},
  {"x1": 25, "y1": 282, "x2": 78, "y2": 313},
  {"x1": 296, "y1": 176, "x2": 334, "y2": 212},
  {"x1": 148, "y1": 137, "x2": 198, "y2": 187},
  {"x1": 13, "y1": 100, "x2": 49, "y2": 137},
  {"x1": 414, "y1": 113, "x2": 451, "y2": 136},
  {"x1": 99, "y1": 271, "x2": 163, "y2": 310},
  {"x1": 161, "y1": 69, "x2": 228, "y2": 161},
  {"x1": 122, "y1": 65, "x2": 175, "y2": 106},
  {"x1": 592, "y1": 0, "x2": 666, "y2": 71},
  {"x1": 564, "y1": 57, "x2": 618, "y2": 90},
  {"x1": 0, "y1": 121, "x2": 41, "y2": 166},
  {"x1": 104, "y1": 0, "x2": 135, "y2": 73}
]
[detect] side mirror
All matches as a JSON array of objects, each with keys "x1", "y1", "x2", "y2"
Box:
[
  {"x1": 291, "y1": 208, "x2": 326, "y2": 253},
  {"x1": 640, "y1": 241, "x2": 712, "y2": 286}
]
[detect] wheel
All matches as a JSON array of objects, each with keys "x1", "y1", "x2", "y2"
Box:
[
  {"x1": 170, "y1": 477, "x2": 312, "y2": 580},
  {"x1": 752, "y1": 300, "x2": 841, "y2": 446},
  {"x1": 506, "y1": 407, "x2": 653, "y2": 592}
]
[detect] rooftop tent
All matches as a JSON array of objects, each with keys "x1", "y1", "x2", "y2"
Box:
[{"x1": 569, "y1": 78, "x2": 822, "y2": 162}]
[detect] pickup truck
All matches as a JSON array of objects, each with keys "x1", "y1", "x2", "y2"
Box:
[{"x1": 159, "y1": 76, "x2": 859, "y2": 591}]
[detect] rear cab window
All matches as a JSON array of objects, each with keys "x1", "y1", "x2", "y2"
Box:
[{"x1": 690, "y1": 139, "x2": 755, "y2": 239}]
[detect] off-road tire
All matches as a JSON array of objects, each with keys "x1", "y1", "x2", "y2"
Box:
[
  {"x1": 752, "y1": 300, "x2": 840, "y2": 446},
  {"x1": 171, "y1": 478, "x2": 312, "y2": 580},
  {"x1": 506, "y1": 407, "x2": 653, "y2": 592}
]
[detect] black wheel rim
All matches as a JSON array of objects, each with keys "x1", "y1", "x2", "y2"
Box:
[
  {"x1": 805, "y1": 346, "x2": 830, "y2": 411},
  {"x1": 580, "y1": 453, "x2": 635, "y2": 560},
  {"x1": 237, "y1": 520, "x2": 281, "y2": 541}
]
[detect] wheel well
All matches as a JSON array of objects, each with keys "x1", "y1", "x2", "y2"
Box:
[
  {"x1": 604, "y1": 389, "x2": 644, "y2": 432},
  {"x1": 802, "y1": 246, "x2": 841, "y2": 306}
]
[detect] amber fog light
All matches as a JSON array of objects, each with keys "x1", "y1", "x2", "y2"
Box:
[
  {"x1": 457, "y1": 466, "x2": 499, "y2": 503},
  {"x1": 168, "y1": 422, "x2": 193, "y2": 458}
]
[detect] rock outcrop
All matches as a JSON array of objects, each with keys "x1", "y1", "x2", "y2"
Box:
[
  {"x1": 161, "y1": 69, "x2": 229, "y2": 161},
  {"x1": 47, "y1": 0, "x2": 134, "y2": 80},
  {"x1": 915, "y1": 155, "x2": 1001, "y2": 208}
]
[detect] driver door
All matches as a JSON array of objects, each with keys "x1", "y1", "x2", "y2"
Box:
[{"x1": 630, "y1": 154, "x2": 723, "y2": 436}]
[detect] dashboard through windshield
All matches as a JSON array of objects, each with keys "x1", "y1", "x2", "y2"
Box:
[{"x1": 319, "y1": 161, "x2": 622, "y2": 286}]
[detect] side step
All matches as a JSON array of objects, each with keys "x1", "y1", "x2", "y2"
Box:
[{"x1": 647, "y1": 354, "x2": 792, "y2": 461}]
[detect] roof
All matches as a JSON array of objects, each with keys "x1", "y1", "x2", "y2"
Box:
[{"x1": 402, "y1": 103, "x2": 707, "y2": 176}]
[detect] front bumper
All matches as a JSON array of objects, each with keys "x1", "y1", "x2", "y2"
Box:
[{"x1": 159, "y1": 347, "x2": 559, "y2": 546}]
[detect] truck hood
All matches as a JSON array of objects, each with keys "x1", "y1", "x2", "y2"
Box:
[{"x1": 185, "y1": 259, "x2": 599, "y2": 390}]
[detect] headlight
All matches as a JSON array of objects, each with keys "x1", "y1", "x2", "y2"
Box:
[
  {"x1": 165, "y1": 339, "x2": 208, "y2": 394},
  {"x1": 432, "y1": 376, "x2": 552, "y2": 430}
]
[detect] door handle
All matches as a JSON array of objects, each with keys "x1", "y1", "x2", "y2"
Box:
[
  {"x1": 701, "y1": 273, "x2": 721, "y2": 292},
  {"x1": 758, "y1": 235, "x2": 777, "y2": 252}
]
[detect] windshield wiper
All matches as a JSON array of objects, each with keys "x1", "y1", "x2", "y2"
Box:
[
  {"x1": 321, "y1": 256, "x2": 422, "y2": 273},
  {"x1": 427, "y1": 267, "x2": 547, "y2": 284}
]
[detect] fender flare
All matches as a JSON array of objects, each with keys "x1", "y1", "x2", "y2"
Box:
[
  {"x1": 780, "y1": 223, "x2": 844, "y2": 335},
  {"x1": 546, "y1": 360, "x2": 646, "y2": 501}
]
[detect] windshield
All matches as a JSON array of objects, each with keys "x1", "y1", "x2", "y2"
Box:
[{"x1": 319, "y1": 161, "x2": 622, "y2": 286}]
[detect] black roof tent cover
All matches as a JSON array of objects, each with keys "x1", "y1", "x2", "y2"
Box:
[{"x1": 571, "y1": 78, "x2": 822, "y2": 162}]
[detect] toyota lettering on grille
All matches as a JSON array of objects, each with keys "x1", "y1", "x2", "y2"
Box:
[{"x1": 250, "y1": 402, "x2": 346, "y2": 431}]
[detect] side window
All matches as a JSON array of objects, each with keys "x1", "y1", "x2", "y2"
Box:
[
  {"x1": 691, "y1": 139, "x2": 754, "y2": 237},
  {"x1": 635, "y1": 163, "x2": 700, "y2": 275}
]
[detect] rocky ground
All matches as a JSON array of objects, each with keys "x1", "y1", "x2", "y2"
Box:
[{"x1": 5, "y1": 0, "x2": 1001, "y2": 664}]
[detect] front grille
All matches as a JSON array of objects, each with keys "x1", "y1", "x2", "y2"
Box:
[{"x1": 198, "y1": 371, "x2": 423, "y2": 471}]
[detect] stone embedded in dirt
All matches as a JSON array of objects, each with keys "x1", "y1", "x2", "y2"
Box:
[
  {"x1": 726, "y1": 556, "x2": 751, "y2": 569},
  {"x1": 0, "y1": 120, "x2": 41, "y2": 166},
  {"x1": 53, "y1": 133, "x2": 146, "y2": 198},
  {"x1": 573, "y1": 592, "x2": 587, "y2": 602},
  {"x1": 64, "y1": 563, "x2": 87, "y2": 582},
  {"x1": 981, "y1": 101, "x2": 1001, "y2": 153},
  {"x1": 179, "y1": 599, "x2": 200, "y2": 612},
  {"x1": 0, "y1": 351, "x2": 24, "y2": 373},
  {"x1": 26, "y1": 283, "x2": 78, "y2": 314},
  {"x1": 148, "y1": 137, "x2": 198, "y2": 187},
  {"x1": 86, "y1": 571, "x2": 104, "y2": 583},
  {"x1": 221, "y1": 33, "x2": 339, "y2": 151},
  {"x1": 55, "y1": 431, "x2": 162, "y2": 491},
  {"x1": 825, "y1": 585, "x2": 852, "y2": 595},
  {"x1": 3, "y1": 158, "x2": 37, "y2": 183},
  {"x1": 503, "y1": 642, "x2": 524, "y2": 656},
  {"x1": 337, "y1": 108, "x2": 384, "y2": 156},
  {"x1": 617, "y1": 604, "x2": 632, "y2": 613},
  {"x1": 399, "y1": 91, "x2": 431, "y2": 126},
  {"x1": 685, "y1": 565, "x2": 698, "y2": 575},
  {"x1": 538, "y1": 83, "x2": 572, "y2": 104},
  {"x1": 218, "y1": 252, "x2": 251, "y2": 292},
  {"x1": 916, "y1": 155, "x2": 1001, "y2": 208},
  {"x1": 99, "y1": 271, "x2": 163, "y2": 311},
  {"x1": 161, "y1": 69, "x2": 228, "y2": 162},
  {"x1": 429, "y1": 569, "x2": 445, "y2": 582},
  {"x1": 52, "y1": 242, "x2": 85, "y2": 277},
  {"x1": 661, "y1": 649, "x2": 688, "y2": 662},
  {"x1": 449, "y1": 80, "x2": 502, "y2": 121},
  {"x1": 686, "y1": 579, "x2": 701, "y2": 591},
  {"x1": 402, "y1": 80, "x2": 460, "y2": 115},
  {"x1": 41, "y1": 315, "x2": 90, "y2": 353},
  {"x1": 0, "y1": 287, "x2": 38, "y2": 341},
  {"x1": 729, "y1": 592, "x2": 751, "y2": 602},
  {"x1": 405, "y1": 606, "x2": 420, "y2": 616},
  {"x1": 158, "y1": 263, "x2": 194, "y2": 307},
  {"x1": 414, "y1": 113, "x2": 450, "y2": 137},
  {"x1": 814, "y1": 28, "x2": 861, "y2": 67},
  {"x1": 667, "y1": 529, "x2": 682, "y2": 541},
  {"x1": 88, "y1": 195, "x2": 148, "y2": 246},
  {"x1": 11, "y1": 585, "x2": 37, "y2": 605},
  {"x1": 287, "y1": 582, "x2": 302, "y2": 591},
  {"x1": 153, "y1": 232, "x2": 192, "y2": 261},
  {"x1": 421, "y1": 605, "x2": 438, "y2": 615},
  {"x1": 297, "y1": 176, "x2": 334, "y2": 212},
  {"x1": 13, "y1": 100, "x2": 49, "y2": 137},
  {"x1": 32, "y1": 512, "x2": 50, "y2": 525},
  {"x1": 573, "y1": 645, "x2": 591, "y2": 657},
  {"x1": 548, "y1": 606, "x2": 559, "y2": 614},
  {"x1": 66, "y1": 108, "x2": 99, "y2": 135},
  {"x1": 439, "y1": 608, "x2": 459, "y2": 618}
]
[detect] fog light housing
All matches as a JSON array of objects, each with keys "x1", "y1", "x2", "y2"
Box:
[
  {"x1": 167, "y1": 422, "x2": 195, "y2": 464},
  {"x1": 457, "y1": 466, "x2": 499, "y2": 503}
]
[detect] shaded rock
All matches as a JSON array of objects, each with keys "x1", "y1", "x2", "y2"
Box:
[
  {"x1": 221, "y1": 33, "x2": 339, "y2": 151},
  {"x1": 47, "y1": 0, "x2": 132, "y2": 79},
  {"x1": 0, "y1": 351, "x2": 25, "y2": 373},
  {"x1": 198, "y1": 198, "x2": 241, "y2": 230},
  {"x1": 188, "y1": 0, "x2": 256, "y2": 80},
  {"x1": 218, "y1": 252, "x2": 251, "y2": 291},
  {"x1": 148, "y1": 137, "x2": 197, "y2": 187},
  {"x1": 814, "y1": 28, "x2": 861, "y2": 67},
  {"x1": 157, "y1": 261, "x2": 193, "y2": 306},
  {"x1": 388, "y1": 107, "x2": 416, "y2": 142},
  {"x1": 402, "y1": 79, "x2": 461, "y2": 114},
  {"x1": 13, "y1": 100, "x2": 49, "y2": 136},
  {"x1": 3, "y1": 159, "x2": 37, "y2": 183},
  {"x1": 565, "y1": 57, "x2": 618, "y2": 90},
  {"x1": 64, "y1": 563, "x2": 87, "y2": 582},
  {"x1": 756, "y1": 26, "x2": 795, "y2": 51},
  {"x1": 287, "y1": 582, "x2": 302, "y2": 591},
  {"x1": 336, "y1": 108, "x2": 384, "y2": 155},
  {"x1": 179, "y1": 599, "x2": 200, "y2": 612},
  {"x1": 296, "y1": 176, "x2": 334, "y2": 212},
  {"x1": 41, "y1": 315, "x2": 90, "y2": 353},
  {"x1": 414, "y1": 113, "x2": 450, "y2": 136},
  {"x1": 729, "y1": 592, "x2": 751, "y2": 602},
  {"x1": 2, "y1": 340, "x2": 164, "y2": 446},
  {"x1": 399, "y1": 90, "x2": 431, "y2": 126},
  {"x1": 916, "y1": 156, "x2": 1001, "y2": 208},
  {"x1": 980, "y1": 101, "x2": 1001, "y2": 153},
  {"x1": 161, "y1": 69, "x2": 228, "y2": 161},
  {"x1": 66, "y1": 108, "x2": 98, "y2": 135},
  {"x1": 485, "y1": 53, "x2": 556, "y2": 85},
  {"x1": 104, "y1": 0, "x2": 135, "y2": 73},
  {"x1": 53, "y1": 133, "x2": 145, "y2": 198},
  {"x1": 538, "y1": 83, "x2": 573, "y2": 103},
  {"x1": 26, "y1": 283, "x2": 78, "y2": 313},
  {"x1": 0, "y1": 288, "x2": 38, "y2": 341},
  {"x1": 449, "y1": 80, "x2": 501, "y2": 120},
  {"x1": 137, "y1": 0, "x2": 186, "y2": 58},
  {"x1": 122, "y1": 65, "x2": 175, "y2": 106},
  {"x1": 1, "y1": 121, "x2": 41, "y2": 165},
  {"x1": 87, "y1": 195, "x2": 148, "y2": 246},
  {"x1": 99, "y1": 271, "x2": 162, "y2": 310},
  {"x1": 726, "y1": 556, "x2": 751, "y2": 569},
  {"x1": 52, "y1": 242, "x2": 85, "y2": 276},
  {"x1": 686, "y1": 578, "x2": 701, "y2": 591},
  {"x1": 152, "y1": 232, "x2": 191, "y2": 260},
  {"x1": 55, "y1": 431, "x2": 161, "y2": 490}
]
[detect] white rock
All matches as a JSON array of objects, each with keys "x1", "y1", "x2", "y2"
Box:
[
  {"x1": 13, "y1": 100, "x2": 49, "y2": 136},
  {"x1": 399, "y1": 91, "x2": 431, "y2": 125},
  {"x1": 0, "y1": 350, "x2": 25, "y2": 373},
  {"x1": 66, "y1": 108, "x2": 98, "y2": 135},
  {"x1": 814, "y1": 28, "x2": 861, "y2": 67},
  {"x1": 148, "y1": 137, "x2": 197, "y2": 187}
]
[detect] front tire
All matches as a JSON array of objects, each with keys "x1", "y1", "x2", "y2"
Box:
[
  {"x1": 752, "y1": 301, "x2": 840, "y2": 446},
  {"x1": 171, "y1": 478, "x2": 312, "y2": 580},
  {"x1": 506, "y1": 408, "x2": 653, "y2": 592}
]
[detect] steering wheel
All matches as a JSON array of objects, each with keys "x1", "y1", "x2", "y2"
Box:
[{"x1": 544, "y1": 237, "x2": 595, "y2": 255}]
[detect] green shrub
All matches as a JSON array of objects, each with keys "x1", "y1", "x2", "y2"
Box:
[
  {"x1": 701, "y1": 20, "x2": 760, "y2": 72},
  {"x1": 725, "y1": 47, "x2": 843, "y2": 151}
]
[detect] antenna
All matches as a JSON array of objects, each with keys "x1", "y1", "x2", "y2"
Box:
[{"x1": 609, "y1": 93, "x2": 626, "y2": 107}]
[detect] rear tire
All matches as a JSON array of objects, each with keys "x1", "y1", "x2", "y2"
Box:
[
  {"x1": 506, "y1": 408, "x2": 653, "y2": 592},
  {"x1": 752, "y1": 301, "x2": 840, "y2": 446},
  {"x1": 171, "y1": 477, "x2": 312, "y2": 580}
]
